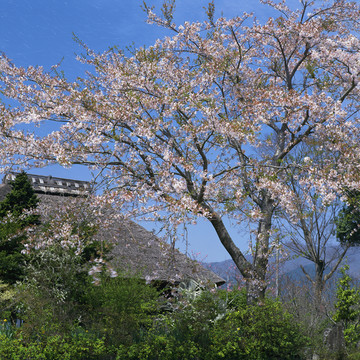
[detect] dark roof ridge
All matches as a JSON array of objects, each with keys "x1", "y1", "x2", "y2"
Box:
[{"x1": 2, "y1": 172, "x2": 91, "y2": 197}]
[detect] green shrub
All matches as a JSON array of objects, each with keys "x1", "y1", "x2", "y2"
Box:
[
  {"x1": 114, "y1": 287, "x2": 308, "y2": 360},
  {"x1": 333, "y1": 264, "x2": 360, "y2": 349},
  {"x1": 111, "y1": 285, "x2": 224, "y2": 359},
  {"x1": 2, "y1": 266, "x2": 310, "y2": 360},
  {"x1": 15, "y1": 246, "x2": 92, "y2": 341},
  {"x1": 0, "y1": 318, "x2": 15, "y2": 339},
  {"x1": 84, "y1": 274, "x2": 160, "y2": 347},
  {"x1": 0, "y1": 333, "x2": 110, "y2": 360},
  {"x1": 348, "y1": 353, "x2": 360, "y2": 360},
  {"x1": 209, "y1": 293, "x2": 309, "y2": 360},
  {"x1": 116, "y1": 333, "x2": 202, "y2": 360}
]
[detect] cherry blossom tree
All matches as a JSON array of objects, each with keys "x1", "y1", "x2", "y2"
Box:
[
  {"x1": 22, "y1": 195, "x2": 118, "y2": 284},
  {"x1": 0, "y1": 0, "x2": 359, "y2": 302},
  {"x1": 276, "y1": 146, "x2": 350, "y2": 309}
]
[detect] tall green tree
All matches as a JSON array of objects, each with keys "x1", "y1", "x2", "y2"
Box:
[{"x1": 0, "y1": 172, "x2": 39, "y2": 285}]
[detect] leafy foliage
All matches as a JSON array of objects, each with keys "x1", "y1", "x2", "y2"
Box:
[
  {"x1": 336, "y1": 191, "x2": 360, "y2": 246},
  {"x1": 0, "y1": 272, "x2": 331, "y2": 360},
  {"x1": 83, "y1": 274, "x2": 160, "y2": 347},
  {"x1": 0, "y1": 333, "x2": 109, "y2": 360},
  {"x1": 333, "y1": 264, "x2": 360, "y2": 348},
  {"x1": 17, "y1": 245, "x2": 93, "y2": 339},
  {"x1": 0, "y1": 172, "x2": 39, "y2": 221},
  {"x1": 210, "y1": 290, "x2": 308, "y2": 360},
  {"x1": 0, "y1": 172, "x2": 39, "y2": 285},
  {"x1": 117, "y1": 288, "x2": 308, "y2": 360}
]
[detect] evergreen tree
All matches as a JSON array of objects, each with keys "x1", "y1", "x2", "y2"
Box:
[{"x1": 0, "y1": 172, "x2": 39, "y2": 285}]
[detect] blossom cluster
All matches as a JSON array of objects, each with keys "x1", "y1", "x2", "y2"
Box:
[{"x1": 0, "y1": 0, "x2": 359, "y2": 297}]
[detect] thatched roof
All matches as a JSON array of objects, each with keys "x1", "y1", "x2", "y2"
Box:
[
  {"x1": 104, "y1": 218, "x2": 225, "y2": 286},
  {"x1": 0, "y1": 183, "x2": 11, "y2": 202},
  {"x1": 0, "y1": 174, "x2": 225, "y2": 287}
]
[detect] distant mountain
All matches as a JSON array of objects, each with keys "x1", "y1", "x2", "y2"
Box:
[{"x1": 203, "y1": 246, "x2": 360, "y2": 290}]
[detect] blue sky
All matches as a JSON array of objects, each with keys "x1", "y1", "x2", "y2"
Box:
[{"x1": 1, "y1": 0, "x2": 299, "y2": 262}]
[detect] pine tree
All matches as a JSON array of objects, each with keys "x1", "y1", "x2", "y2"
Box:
[
  {"x1": 0, "y1": 172, "x2": 39, "y2": 224},
  {"x1": 0, "y1": 172, "x2": 39, "y2": 285}
]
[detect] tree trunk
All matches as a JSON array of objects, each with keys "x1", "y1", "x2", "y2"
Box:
[
  {"x1": 205, "y1": 199, "x2": 274, "y2": 304},
  {"x1": 245, "y1": 276, "x2": 267, "y2": 304},
  {"x1": 249, "y1": 199, "x2": 274, "y2": 304},
  {"x1": 314, "y1": 260, "x2": 325, "y2": 312},
  {"x1": 206, "y1": 209, "x2": 253, "y2": 278}
]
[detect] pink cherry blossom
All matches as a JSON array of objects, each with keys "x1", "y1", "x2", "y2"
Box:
[{"x1": 0, "y1": 0, "x2": 359, "y2": 301}]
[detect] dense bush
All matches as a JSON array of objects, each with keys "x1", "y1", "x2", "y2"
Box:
[
  {"x1": 4, "y1": 279, "x2": 354, "y2": 359},
  {"x1": 0, "y1": 272, "x2": 161, "y2": 359},
  {"x1": 1, "y1": 255, "x2": 345, "y2": 360},
  {"x1": 117, "y1": 290, "x2": 221, "y2": 360},
  {"x1": 0, "y1": 333, "x2": 109, "y2": 360},
  {"x1": 332, "y1": 264, "x2": 360, "y2": 359},
  {"x1": 15, "y1": 244, "x2": 92, "y2": 340},
  {"x1": 210, "y1": 292, "x2": 308, "y2": 359},
  {"x1": 113, "y1": 288, "x2": 308, "y2": 360},
  {"x1": 83, "y1": 274, "x2": 160, "y2": 347}
]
